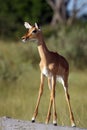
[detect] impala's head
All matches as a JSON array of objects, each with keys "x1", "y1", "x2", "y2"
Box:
[{"x1": 22, "y1": 22, "x2": 40, "y2": 42}]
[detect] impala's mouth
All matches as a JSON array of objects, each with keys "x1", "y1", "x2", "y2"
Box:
[
  {"x1": 22, "y1": 35, "x2": 28, "y2": 42},
  {"x1": 22, "y1": 38, "x2": 26, "y2": 43}
]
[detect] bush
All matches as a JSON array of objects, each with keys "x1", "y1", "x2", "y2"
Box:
[
  {"x1": 46, "y1": 23, "x2": 87, "y2": 69},
  {"x1": 0, "y1": 42, "x2": 37, "y2": 81},
  {"x1": 0, "y1": 22, "x2": 87, "y2": 82}
]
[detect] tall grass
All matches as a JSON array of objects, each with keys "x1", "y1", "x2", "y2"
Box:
[{"x1": 0, "y1": 40, "x2": 87, "y2": 128}]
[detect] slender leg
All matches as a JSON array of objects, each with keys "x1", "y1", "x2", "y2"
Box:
[
  {"x1": 48, "y1": 77, "x2": 52, "y2": 90},
  {"x1": 52, "y1": 76, "x2": 57, "y2": 125},
  {"x1": 64, "y1": 83, "x2": 76, "y2": 127},
  {"x1": 32, "y1": 73, "x2": 45, "y2": 122},
  {"x1": 45, "y1": 93, "x2": 53, "y2": 124},
  {"x1": 46, "y1": 76, "x2": 57, "y2": 125},
  {"x1": 45, "y1": 78, "x2": 52, "y2": 124}
]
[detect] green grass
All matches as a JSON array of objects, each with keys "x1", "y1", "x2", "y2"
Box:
[{"x1": 0, "y1": 41, "x2": 87, "y2": 128}]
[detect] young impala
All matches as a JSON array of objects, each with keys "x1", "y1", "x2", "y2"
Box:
[{"x1": 22, "y1": 22, "x2": 76, "y2": 127}]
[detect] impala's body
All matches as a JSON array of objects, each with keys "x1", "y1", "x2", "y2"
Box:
[{"x1": 22, "y1": 22, "x2": 76, "y2": 127}]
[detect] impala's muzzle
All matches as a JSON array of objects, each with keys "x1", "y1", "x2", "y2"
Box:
[{"x1": 22, "y1": 36, "x2": 28, "y2": 43}]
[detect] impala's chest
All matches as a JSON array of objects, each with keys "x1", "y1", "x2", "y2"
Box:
[{"x1": 42, "y1": 67, "x2": 52, "y2": 77}]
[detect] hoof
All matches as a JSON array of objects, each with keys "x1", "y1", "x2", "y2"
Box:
[
  {"x1": 53, "y1": 123, "x2": 57, "y2": 126},
  {"x1": 72, "y1": 123, "x2": 76, "y2": 127},
  {"x1": 45, "y1": 121, "x2": 48, "y2": 124},
  {"x1": 31, "y1": 117, "x2": 35, "y2": 123},
  {"x1": 32, "y1": 120, "x2": 35, "y2": 123},
  {"x1": 53, "y1": 121, "x2": 57, "y2": 126}
]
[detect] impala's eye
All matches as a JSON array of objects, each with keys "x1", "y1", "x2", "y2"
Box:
[{"x1": 33, "y1": 30, "x2": 37, "y2": 33}]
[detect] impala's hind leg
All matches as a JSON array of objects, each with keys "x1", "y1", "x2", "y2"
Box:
[
  {"x1": 63, "y1": 79, "x2": 76, "y2": 127},
  {"x1": 52, "y1": 76, "x2": 57, "y2": 125}
]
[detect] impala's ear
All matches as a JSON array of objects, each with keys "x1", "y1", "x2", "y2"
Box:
[
  {"x1": 35, "y1": 23, "x2": 39, "y2": 29},
  {"x1": 24, "y1": 22, "x2": 32, "y2": 29}
]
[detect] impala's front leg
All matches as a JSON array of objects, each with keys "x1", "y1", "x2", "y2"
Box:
[
  {"x1": 46, "y1": 76, "x2": 57, "y2": 125},
  {"x1": 32, "y1": 73, "x2": 45, "y2": 122},
  {"x1": 45, "y1": 78, "x2": 53, "y2": 124}
]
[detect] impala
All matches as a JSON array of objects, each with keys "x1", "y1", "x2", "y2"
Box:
[{"x1": 22, "y1": 22, "x2": 76, "y2": 127}]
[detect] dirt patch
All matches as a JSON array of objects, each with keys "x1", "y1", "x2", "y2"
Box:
[{"x1": 0, "y1": 117, "x2": 86, "y2": 130}]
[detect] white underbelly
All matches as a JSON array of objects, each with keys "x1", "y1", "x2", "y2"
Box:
[{"x1": 42, "y1": 67, "x2": 64, "y2": 86}]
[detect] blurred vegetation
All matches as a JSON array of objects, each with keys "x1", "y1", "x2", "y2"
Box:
[
  {"x1": 43, "y1": 23, "x2": 87, "y2": 69},
  {"x1": 0, "y1": 23, "x2": 87, "y2": 81},
  {"x1": 0, "y1": 0, "x2": 52, "y2": 39}
]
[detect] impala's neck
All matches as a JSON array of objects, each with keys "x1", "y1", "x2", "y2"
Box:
[{"x1": 37, "y1": 31, "x2": 49, "y2": 61}]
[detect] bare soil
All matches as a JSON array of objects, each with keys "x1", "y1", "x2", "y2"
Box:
[{"x1": 0, "y1": 117, "x2": 86, "y2": 130}]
